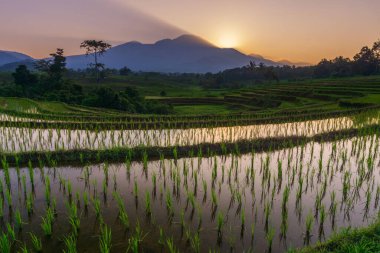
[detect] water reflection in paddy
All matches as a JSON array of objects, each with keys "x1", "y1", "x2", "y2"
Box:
[
  {"x1": 1, "y1": 115, "x2": 378, "y2": 152},
  {"x1": 1, "y1": 134, "x2": 379, "y2": 252}
]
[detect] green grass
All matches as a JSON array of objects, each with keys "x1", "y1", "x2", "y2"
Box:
[
  {"x1": 0, "y1": 97, "x2": 37, "y2": 112},
  {"x1": 349, "y1": 94, "x2": 380, "y2": 104},
  {"x1": 290, "y1": 215, "x2": 380, "y2": 253},
  {"x1": 173, "y1": 104, "x2": 240, "y2": 114},
  {"x1": 1, "y1": 75, "x2": 380, "y2": 118}
]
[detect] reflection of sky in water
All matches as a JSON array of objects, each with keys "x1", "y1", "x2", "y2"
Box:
[
  {"x1": 2, "y1": 135, "x2": 379, "y2": 252},
  {"x1": 2, "y1": 115, "x2": 379, "y2": 152}
]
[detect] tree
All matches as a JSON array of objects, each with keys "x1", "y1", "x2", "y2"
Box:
[
  {"x1": 372, "y1": 40, "x2": 380, "y2": 73},
  {"x1": 49, "y1": 48, "x2": 66, "y2": 82},
  {"x1": 119, "y1": 66, "x2": 131, "y2": 76},
  {"x1": 80, "y1": 40, "x2": 111, "y2": 83},
  {"x1": 353, "y1": 46, "x2": 378, "y2": 75},
  {"x1": 35, "y1": 48, "x2": 67, "y2": 89},
  {"x1": 12, "y1": 65, "x2": 37, "y2": 95}
]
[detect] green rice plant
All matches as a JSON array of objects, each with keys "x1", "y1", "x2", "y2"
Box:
[
  {"x1": 277, "y1": 160, "x2": 283, "y2": 183},
  {"x1": 26, "y1": 192, "x2": 34, "y2": 215},
  {"x1": 158, "y1": 228, "x2": 165, "y2": 247},
  {"x1": 143, "y1": 151, "x2": 148, "y2": 170},
  {"x1": 211, "y1": 188, "x2": 218, "y2": 207},
  {"x1": 202, "y1": 179, "x2": 207, "y2": 201},
  {"x1": 365, "y1": 186, "x2": 372, "y2": 210},
  {"x1": 99, "y1": 224, "x2": 112, "y2": 253},
  {"x1": 126, "y1": 221, "x2": 146, "y2": 253},
  {"x1": 152, "y1": 172, "x2": 157, "y2": 191},
  {"x1": 66, "y1": 179, "x2": 73, "y2": 196},
  {"x1": 45, "y1": 176, "x2": 51, "y2": 206},
  {"x1": 216, "y1": 212, "x2": 224, "y2": 237},
  {"x1": 6, "y1": 224, "x2": 15, "y2": 242},
  {"x1": 28, "y1": 160, "x2": 34, "y2": 186},
  {"x1": 0, "y1": 180, "x2": 4, "y2": 199},
  {"x1": 0, "y1": 232, "x2": 11, "y2": 253},
  {"x1": 320, "y1": 204, "x2": 326, "y2": 227},
  {"x1": 145, "y1": 191, "x2": 152, "y2": 216},
  {"x1": 63, "y1": 235, "x2": 77, "y2": 253},
  {"x1": 0, "y1": 198, "x2": 3, "y2": 218},
  {"x1": 92, "y1": 197, "x2": 102, "y2": 219},
  {"x1": 166, "y1": 237, "x2": 179, "y2": 253},
  {"x1": 126, "y1": 237, "x2": 139, "y2": 253},
  {"x1": 19, "y1": 244, "x2": 29, "y2": 253},
  {"x1": 29, "y1": 232, "x2": 42, "y2": 252},
  {"x1": 180, "y1": 209, "x2": 185, "y2": 228},
  {"x1": 41, "y1": 216, "x2": 52, "y2": 237},
  {"x1": 119, "y1": 210, "x2": 130, "y2": 230},
  {"x1": 264, "y1": 201, "x2": 271, "y2": 229},
  {"x1": 266, "y1": 227, "x2": 275, "y2": 252},
  {"x1": 14, "y1": 209, "x2": 24, "y2": 230},
  {"x1": 190, "y1": 233, "x2": 200, "y2": 253},
  {"x1": 166, "y1": 190, "x2": 173, "y2": 217},
  {"x1": 305, "y1": 211, "x2": 314, "y2": 244},
  {"x1": 5, "y1": 188, "x2": 12, "y2": 209},
  {"x1": 133, "y1": 180, "x2": 138, "y2": 199},
  {"x1": 1, "y1": 158, "x2": 10, "y2": 189},
  {"x1": 69, "y1": 216, "x2": 80, "y2": 237}
]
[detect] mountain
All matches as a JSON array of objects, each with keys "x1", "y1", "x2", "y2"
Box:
[
  {"x1": 0, "y1": 35, "x2": 296, "y2": 73},
  {"x1": 249, "y1": 54, "x2": 311, "y2": 67},
  {"x1": 0, "y1": 59, "x2": 36, "y2": 72},
  {"x1": 0, "y1": 50, "x2": 33, "y2": 66},
  {"x1": 277, "y1": 59, "x2": 311, "y2": 67},
  {"x1": 66, "y1": 34, "x2": 279, "y2": 73}
]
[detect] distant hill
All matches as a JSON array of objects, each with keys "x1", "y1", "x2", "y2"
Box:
[
  {"x1": 277, "y1": 59, "x2": 311, "y2": 67},
  {"x1": 66, "y1": 34, "x2": 280, "y2": 73},
  {"x1": 0, "y1": 50, "x2": 33, "y2": 67},
  {"x1": 0, "y1": 34, "x2": 300, "y2": 73},
  {"x1": 0, "y1": 59, "x2": 36, "y2": 72},
  {"x1": 249, "y1": 54, "x2": 311, "y2": 67}
]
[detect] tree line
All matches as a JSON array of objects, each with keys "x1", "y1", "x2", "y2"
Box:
[
  {"x1": 1, "y1": 40, "x2": 172, "y2": 114},
  {"x1": 201, "y1": 39, "x2": 380, "y2": 88}
]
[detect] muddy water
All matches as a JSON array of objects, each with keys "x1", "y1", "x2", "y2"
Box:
[
  {"x1": 1, "y1": 115, "x2": 378, "y2": 153},
  {"x1": 1, "y1": 135, "x2": 379, "y2": 252}
]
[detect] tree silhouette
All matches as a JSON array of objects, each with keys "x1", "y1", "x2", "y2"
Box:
[
  {"x1": 12, "y1": 65, "x2": 37, "y2": 95},
  {"x1": 80, "y1": 40, "x2": 111, "y2": 83}
]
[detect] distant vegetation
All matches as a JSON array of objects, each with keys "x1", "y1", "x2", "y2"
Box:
[{"x1": 0, "y1": 39, "x2": 379, "y2": 114}]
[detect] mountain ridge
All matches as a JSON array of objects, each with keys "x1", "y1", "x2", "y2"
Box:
[{"x1": 0, "y1": 34, "x2": 308, "y2": 73}]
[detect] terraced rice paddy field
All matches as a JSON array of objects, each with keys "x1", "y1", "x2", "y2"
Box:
[{"x1": 1, "y1": 77, "x2": 380, "y2": 253}]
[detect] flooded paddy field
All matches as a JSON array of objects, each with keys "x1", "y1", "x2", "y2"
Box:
[
  {"x1": 1, "y1": 114, "x2": 379, "y2": 153},
  {"x1": 1, "y1": 134, "x2": 379, "y2": 252}
]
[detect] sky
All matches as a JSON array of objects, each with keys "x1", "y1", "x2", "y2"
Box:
[{"x1": 1, "y1": 0, "x2": 379, "y2": 63}]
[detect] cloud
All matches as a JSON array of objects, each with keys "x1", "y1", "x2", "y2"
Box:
[{"x1": 0, "y1": 0, "x2": 185, "y2": 57}]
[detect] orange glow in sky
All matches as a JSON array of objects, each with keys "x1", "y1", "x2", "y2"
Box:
[{"x1": 1, "y1": 0, "x2": 379, "y2": 63}]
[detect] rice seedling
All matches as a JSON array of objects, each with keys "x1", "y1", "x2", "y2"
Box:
[
  {"x1": 216, "y1": 212, "x2": 224, "y2": 238},
  {"x1": 166, "y1": 237, "x2": 179, "y2": 253},
  {"x1": 190, "y1": 232, "x2": 201, "y2": 253},
  {"x1": 29, "y1": 232, "x2": 42, "y2": 252},
  {"x1": 145, "y1": 191, "x2": 152, "y2": 216},
  {"x1": 266, "y1": 227, "x2": 275, "y2": 252},
  {"x1": 63, "y1": 235, "x2": 77, "y2": 253},
  {"x1": 92, "y1": 197, "x2": 102, "y2": 219},
  {"x1": 99, "y1": 224, "x2": 112, "y2": 253},
  {"x1": 0, "y1": 232, "x2": 11, "y2": 253},
  {"x1": 41, "y1": 216, "x2": 52, "y2": 237},
  {"x1": 305, "y1": 211, "x2": 314, "y2": 245},
  {"x1": 14, "y1": 209, "x2": 24, "y2": 231},
  {"x1": 0, "y1": 197, "x2": 3, "y2": 218}
]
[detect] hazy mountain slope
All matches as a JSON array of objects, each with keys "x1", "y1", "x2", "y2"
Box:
[
  {"x1": 0, "y1": 50, "x2": 33, "y2": 66},
  {"x1": 66, "y1": 35, "x2": 279, "y2": 73}
]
